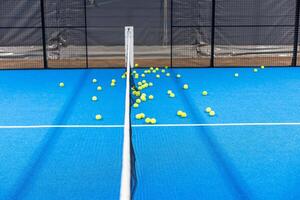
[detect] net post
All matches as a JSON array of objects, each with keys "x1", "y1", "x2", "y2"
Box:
[
  {"x1": 39, "y1": 0, "x2": 48, "y2": 69},
  {"x1": 120, "y1": 26, "x2": 134, "y2": 200}
]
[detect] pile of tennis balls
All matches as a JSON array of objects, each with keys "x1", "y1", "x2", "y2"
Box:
[
  {"x1": 111, "y1": 79, "x2": 116, "y2": 87},
  {"x1": 167, "y1": 90, "x2": 175, "y2": 98}
]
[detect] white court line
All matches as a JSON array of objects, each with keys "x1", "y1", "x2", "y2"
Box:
[{"x1": 1, "y1": 122, "x2": 300, "y2": 129}]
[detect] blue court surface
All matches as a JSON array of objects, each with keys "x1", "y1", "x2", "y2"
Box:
[{"x1": 1, "y1": 67, "x2": 300, "y2": 200}]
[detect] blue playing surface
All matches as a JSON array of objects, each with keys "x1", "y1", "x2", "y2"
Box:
[{"x1": 1, "y1": 67, "x2": 300, "y2": 199}]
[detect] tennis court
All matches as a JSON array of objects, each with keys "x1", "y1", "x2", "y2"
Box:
[{"x1": 1, "y1": 67, "x2": 300, "y2": 199}]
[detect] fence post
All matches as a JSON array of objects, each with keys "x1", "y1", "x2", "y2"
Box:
[
  {"x1": 210, "y1": 0, "x2": 216, "y2": 67},
  {"x1": 292, "y1": 0, "x2": 300, "y2": 66},
  {"x1": 170, "y1": 0, "x2": 173, "y2": 68},
  {"x1": 83, "y1": 0, "x2": 89, "y2": 68},
  {"x1": 40, "y1": 0, "x2": 48, "y2": 69}
]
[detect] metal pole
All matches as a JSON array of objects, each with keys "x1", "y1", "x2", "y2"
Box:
[
  {"x1": 210, "y1": 0, "x2": 216, "y2": 67},
  {"x1": 170, "y1": 0, "x2": 173, "y2": 67},
  {"x1": 40, "y1": 0, "x2": 48, "y2": 68},
  {"x1": 83, "y1": 0, "x2": 89, "y2": 68},
  {"x1": 292, "y1": 0, "x2": 300, "y2": 66}
]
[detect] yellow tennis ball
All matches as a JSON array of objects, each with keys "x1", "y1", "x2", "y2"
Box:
[
  {"x1": 92, "y1": 79, "x2": 97, "y2": 83},
  {"x1": 145, "y1": 118, "x2": 151, "y2": 124},
  {"x1": 205, "y1": 107, "x2": 212, "y2": 113},
  {"x1": 166, "y1": 73, "x2": 170, "y2": 77},
  {"x1": 202, "y1": 91, "x2": 208, "y2": 96},
  {"x1": 133, "y1": 103, "x2": 139, "y2": 108},
  {"x1": 136, "y1": 99, "x2": 141, "y2": 104},
  {"x1": 181, "y1": 112, "x2": 187, "y2": 118},
  {"x1": 141, "y1": 74, "x2": 145, "y2": 77},
  {"x1": 148, "y1": 95, "x2": 154, "y2": 100},
  {"x1": 111, "y1": 79, "x2": 116, "y2": 83},
  {"x1": 165, "y1": 66, "x2": 169, "y2": 69},
  {"x1": 92, "y1": 96, "x2": 98, "y2": 101},
  {"x1": 140, "y1": 113, "x2": 146, "y2": 119},
  {"x1": 169, "y1": 93, "x2": 175, "y2": 98},
  {"x1": 142, "y1": 80, "x2": 146, "y2": 84},
  {"x1": 121, "y1": 74, "x2": 126, "y2": 79},
  {"x1": 134, "y1": 74, "x2": 139, "y2": 79},
  {"x1": 161, "y1": 69, "x2": 166, "y2": 73},
  {"x1": 138, "y1": 82, "x2": 142, "y2": 86},
  {"x1": 253, "y1": 68, "x2": 258, "y2": 73},
  {"x1": 150, "y1": 67, "x2": 154, "y2": 70},
  {"x1": 155, "y1": 67, "x2": 159, "y2": 71},
  {"x1": 234, "y1": 73, "x2": 239, "y2": 77},
  {"x1": 176, "y1": 74, "x2": 181, "y2": 78},
  {"x1": 149, "y1": 82, "x2": 153, "y2": 87},
  {"x1": 144, "y1": 83, "x2": 149, "y2": 88},
  {"x1": 156, "y1": 74, "x2": 160, "y2": 78},
  {"x1": 183, "y1": 84, "x2": 189, "y2": 90},
  {"x1": 111, "y1": 82, "x2": 115, "y2": 87},
  {"x1": 135, "y1": 114, "x2": 142, "y2": 119},
  {"x1": 167, "y1": 90, "x2": 172, "y2": 95},
  {"x1": 261, "y1": 65, "x2": 265, "y2": 69},
  {"x1": 95, "y1": 114, "x2": 102, "y2": 120},
  {"x1": 177, "y1": 110, "x2": 183, "y2": 116},
  {"x1": 97, "y1": 86, "x2": 102, "y2": 91},
  {"x1": 209, "y1": 111, "x2": 216, "y2": 117},
  {"x1": 151, "y1": 118, "x2": 157, "y2": 124},
  {"x1": 135, "y1": 91, "x2": 141, "y2": 97},
  {"x1": 135, "y1": 63, "x2": 139, "y2": 67},
  {"x1": 59, "y1": 82, "x2": 65, "y2": 87}
]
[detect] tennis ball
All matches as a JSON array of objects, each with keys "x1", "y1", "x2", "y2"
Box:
[
  {"x1": 176, "y1": 74, "x2": 181, "y2": 78},
  {"x1": 149, "y1": 82, "x2": 153, "y2": 87},
  {"x1": 149, "y1": 95, "x2": 154, "y2": 100},
  {"x1": 261, "y1": 65, "x2": 265, "y2": 69},
  {"x1": 169, "y1": 93, "x2": 175, "y2": 98},
  {"x1": 167, "y1": 90, "x2": 172, "y2": 95},
  {"x1": 97, "y1": 86, "x2": 102, "y2": 91},
  {"x1": 135, "y1": 114, "x2": 141, "y2": 119},
  {"x1": 144, "y1": 83, "x2": 149, "y2": 88},
  {"x1": 95, "y1": 114, "x2": 102, "y2": 120},
  {"x1": 165, "y1": 66, "x2": 169, "y2": 69},
  {"x1": 155, "y1": 67, "x2": 159, "y2": 71},
  {"x1": 92, "y1": 96, "x2": 98, "y2": 101},
  {"x1": 121, "y1": 74, "x2": 126, "y2": 79},
  {"x1": 156, "y1": 74, "x2": 160, "y2": 78},
  {"x1": 202, "y1": 91, "x2": 208, "y2": 96},
  {"x1": 161, "y1": 69, "x2": 166, "y2": 73},
  {"x1": 111, "y1": 82, "x2": 115, "y2": 87},
  {"x1": 177, "y1": 110, "x2": 183, "y2": 116},
  {"x1": 183, "y1": 84, "x2": 189, "y2": 90},
  {"x1": 133, "y1": 103, "x2": 139, "y2": 108},
  {"x1": 134, "y1": 74, "x2": 139, "y2": 79},
  {"x1": 209, "y1": 111, "x2": 216, "y2": 117},
  {"x1": 135, "y1": 91, "x2": 141, "y2": 97},
  {"x1": 59, "y1": 82, "x2": 65, "y2": 87},
  {"x1": 111, "y1": 79, "x2": 116, "y2": 83},
  {"x1": 141, "y1": 74, "x2": 145, "y2": 78},
  {"x1": 181, "y1": 112, "x2": 187, "y2": 118},
  {"x1": 92, "y1": 79, "x2": 97, "y2": 83},
  {"x1": 234, "y1": 73, "x2": 239, "y2": 77},
  {"x1": 145, "y1": 118, "x2": 151, "y2": 124},
  {"x1": 151, "y1": 118, "x2": 157, "y2": 124},
  {"x1": 135, "y1": 63, "x2": 139, "y2": 67},
  {"x1": 253, "y1": 68, "x2": 258, "y2": 73},
  {"x1": 166, "y1": 73, "x2": 170, "y2": 77},
  {"x1": 142, "y1": 80, "x2": 146, "y2": 84},
  {"x1": 205, "y1": 107, "x2": 212, "y2": 113},
  {"x1": 152, "y1": 70, "x2": 157, "y2": 73},
  {"x1": 150, "y1": 67, "x2": 154, "y2": 70},
  {"x1": 140, "y1": 113, "x2": 146, "y2": 119},
  {"x1": 136, "y1": 99, "x2": 141, "y2": 104},
  {"x1": 141, "y1": 96, "x2": 147, "y2": 102}
]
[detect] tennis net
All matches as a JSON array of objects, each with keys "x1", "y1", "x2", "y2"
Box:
[{"x1": 120, "y1": 26, "x2": 136, "y2": 200}]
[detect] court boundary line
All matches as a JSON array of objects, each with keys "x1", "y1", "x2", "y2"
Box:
[{"x1": 1, "y1": 122, "x2": 300, "y2": 129}]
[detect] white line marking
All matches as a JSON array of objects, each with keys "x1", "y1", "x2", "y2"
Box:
[{"x1": 1, "y1": 122, "x2": 300, "y2": 129}]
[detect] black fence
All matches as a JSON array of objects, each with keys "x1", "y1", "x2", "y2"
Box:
[
  {"x1": 171, "y1": 0, "x2": 300, "y2": 67},
  {"x1": 1, "y1": 0, "x2": 300, "y2": 69}
]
